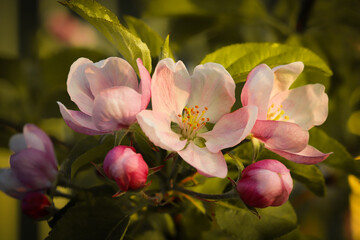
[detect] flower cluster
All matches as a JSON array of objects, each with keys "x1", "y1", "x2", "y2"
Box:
[{"x1": 0, "y1": 56, "x2": 330, "y2": 214}]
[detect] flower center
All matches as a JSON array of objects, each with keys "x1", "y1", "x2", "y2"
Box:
[
  {"x1": 177, "y1": 105, "x2": 210, "y2": 140},
  {"x1": 267, "y1": 104, "x2": 289, "y2": 121}
]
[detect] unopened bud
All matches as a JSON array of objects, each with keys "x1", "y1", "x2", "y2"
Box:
[
  {"x1": 21, "y1": 192, "x2": 51, "y2": 219},
  {"x1": 103, "y1": 146, "x2": 149, "y2": 191},
  {"x1": 236, "y1": 159, "x2": 293, "y2": 208}
]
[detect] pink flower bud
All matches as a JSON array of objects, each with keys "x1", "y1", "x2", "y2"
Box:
[
  {"x1": 236, "y1": 159, "x2": 293, "y2": 208},
  {"x1": 103, "y1": 146, "x2": 149, "y2": 191},
  {"x1": 21, "y1": 192, "x2": 51, "y2": 219},
  {"x1": 0, "y1": 124, "x2": 58, "y2": 198}
]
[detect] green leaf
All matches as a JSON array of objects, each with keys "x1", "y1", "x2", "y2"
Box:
[
  {"x1": 159, "y1": 35, "x2": 174, "y2": 60},
  {"x1": 201, "y1": 43, "x2": 332, "y2": 86},
  {"x1": 275, "y1": 227, "x2": 321, "y2": 240},
  {"x1": 215, "y1": 201, "x2": 297, "y2": 240},
  {"x1": 46, "y1": 197, "x2": 130, "y2": 240},
  {"x1": 134, "y1": 231, "x2": 166, "y2": 240},
  {"x1": 124, "y1": 15, "x2": 164, "y2": 58},
  {"x1": 60, "y1": 136, "x2": 100, "y2": 179},
  {"x1": 61, "y1": 0, "x2": 152, "y2": 73},
  {"x1": 71, "y1": 135, "x2": 114, "y2": 179},
  {"x1": 309, "y1": 127, "x2": 360, "y2": 176}
]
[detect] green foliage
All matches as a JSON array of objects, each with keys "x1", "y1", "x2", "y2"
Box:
[
  {"x1": 215, "y1": 201, "x2": 297, "y2": 239},
  {"x1": 60, "y1": 136, "x2": 100, "y2": 179},
  {"x1": 309, "y1": 128, "x2": 360, "y2": 176},
  {"x1": 46, "y1": 197, "x2": 130, "y2": 240},
  {"x1": 71, "y1": 135, "x2": 115, "y2": 178},
  {"x1": 159, "y1": 35, "x2": 174, "y2": 60},
  {"x1": 61, "y1": 0, "x2": 152, "y2": 73},
  {"x1": 201, "y1": 43, "x2": 332, "y2": 86},
  {"x1": 124, "y1": 15, "x2": 164, "y2": 59}
]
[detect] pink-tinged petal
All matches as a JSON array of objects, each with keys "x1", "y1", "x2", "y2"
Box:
[
  {"x1": 67, "y1": 57, "x2": 94, "y2": 115},
  {"x1": 200, "y1": 106, "x2": 258, "y2": 153},
  {"x1": 92, "y1": 86, "x2": 142, "y2": 131},
  {"x1": 187, "y1": 63, "x2": 236, "y2": 122},
  {"x1": 136, "y1": 110, "x2": 187, "y2": 151},
  {"x1": 269, "y1": 145, "x2": 331, "y2": 164},
  {"x1": 252, "y1": 120, "x2": 309, "y2": 152},
  {"x1": 10, "y1": 149, "x2": 58, "y2": 189},
  {"x1": 270, "y1": 62, "x2": 304, "y2": 98},
  {"x1": 58, "y1": 102, "x2": 109, "y2": 135},
  {"x1": 137, "y1": 58, "x2": 151, "y2": 110},
  {"x1": 178, "y1": 142, "x2": 227, "y2": 178},
  {"x1": 242, "y1": 159, "x2": 290, "y2": 175},
  {"x1": 85, "y1": 57, "x2": 139, "y2": 97},
  {"x1": 0, "y1": 168, "x2": 28, "y2": 199},
  {"x1": 270, "y1": 84, "x2": 328, "y2": 130},
  {"x1": 151, "y1": 58, "x2": 191, "y2": 119},
  {"x1": 9, "y1": 133, "x2": 27, "y2": 153},
  {"x1": 23, "y1": 124, "x2": 57, "y2": 167},
  {"x1": 241, "y1": 64, "x2": 274, "y2": 120}
]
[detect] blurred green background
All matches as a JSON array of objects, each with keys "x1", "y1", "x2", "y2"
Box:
[{"x1": 0, "y1": 0, "x2": 359, "y2": 239}]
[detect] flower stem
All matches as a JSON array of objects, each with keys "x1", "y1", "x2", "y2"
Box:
[
  {"x1": 114, "y1": 128, "x2": 130, "y2": 146},
  {"x1": 174, "y1": 187, "x2": 239, "y2": 200}
]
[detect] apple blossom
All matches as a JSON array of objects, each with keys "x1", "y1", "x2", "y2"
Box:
[
  {"x1": 58, "y1": 57, "x2": 151, "y2": 135},
  {"x1": 137, "y1": 58, "x2": 258, "y2": 178},
  {"x1": 0, "y1": 124, "x2": 58, "y2": 198},
  {"x1": 103, "y1": 146, "x2": 149, "y2": 191},
  {"x1": 21, "y1": 192, "x2": 52, "y2": 219},
  {"x1": 241, "y1": 62, "x2": 331, "y2": 164},
  {"x1": 236, "y1": 159, "x2": 293, "y2": 208}
]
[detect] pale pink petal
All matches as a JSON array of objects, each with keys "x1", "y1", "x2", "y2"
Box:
[
  {"x1": 136, "y1": 110, "x2": 187, "y2": 151},
  {"x1": 58, "y1": 102, "x2": 109, "y2": 135},
  {"x1": 23, "y1": 124, "x2": 57, "y2": 167},
  {"x1": 270, "y1": 62, "x2": 304, "y2": 98},
  {"x1": 9, "y1": 133, "x2": 27, "y2": 153},
  {"x1": 270, "y1": 84, "x2": 328, "y2": 130},
  {"x1": 252, "y1": 120, "x2": 309, "y2": 153},
  {"x1": 10, "y1": 149, "x2": 58, "y2": 189},
  {"x1": 200, "y1": 106, "x2": 257, "y2": 153},
  {"x1": 85, "y1": 57, "x2": 139, "y2": 97},
  {"x1": 151, "y1": 58, "x2": 191, "y2": 120},
  {"x1": 269, "y1": 145, "x2": 331, "y2": 164},
  {"x1": 67, "y1": 57, "x2": 94, "y2": 115},
  {"x1": 178, "y1": 142, "x2": 227, "y2": 178},
  {"x1": 137, "y1": 58, "x2": 151, "y2": 110},
  {"x1": 187, "y1": 63, "x2": 235, "y2": 122},
  {"x1": 92, "y1": 86, "x2": 142, "y2": 131},
  {"x1": 241, "y1": 64, "x2": 274, "y2": 120},
  {"x1": 0, "y1": 168, "x2": 28, "y2": 199}
]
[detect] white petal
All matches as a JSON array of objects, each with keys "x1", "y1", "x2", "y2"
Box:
[
  {"x1": 137, "y1": 110, "x2": 187, "y2": 151},
  {"x1": 241, "y1": 64, "x2": 274, "y2": 120},
  {"x1": 271, "y1": 61, "x2": 304, "y2": 98},
  {"x1": 270, "y1": 84, "x2": 328, "y2": 130},
  {"x1": 9, "y1": 133, "x2": 26, "y2": 153},
  {"x1": 85, "y1": 57, "x2": 139, "y2": 97},
  {"x1": 178, "y1": 142, "x2": 227, "y2": 178},
  {"x1": 67, "y1": 57, "x2": 94, "y2": 115},
  {"x1": 200, "y1": 106, "x2": 257, "y2": 153},
  {"x1": 187, "y1": 63, "x2": 236, "y2": 122},
  {"x1": 151, "y1": 58, "x2": 191, "y2": 120}
]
